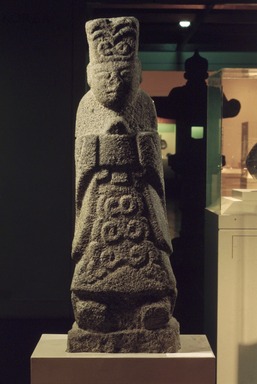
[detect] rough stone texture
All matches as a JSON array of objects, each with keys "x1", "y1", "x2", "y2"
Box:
[{"x1": 67, "y1": 16, "x2": 180, "y2": 353}]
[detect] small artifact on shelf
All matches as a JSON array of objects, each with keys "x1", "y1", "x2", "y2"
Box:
[{"x1": 246, "y1": 143, "x2": 257, "y2": 179}]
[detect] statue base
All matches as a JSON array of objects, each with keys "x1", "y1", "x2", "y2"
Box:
[
  {"x1": 31, "y1": 334, "x2": 215, "y2": 384},
  {"x1": 67, "y1": 318, "x2": 180, "y2": 353}
]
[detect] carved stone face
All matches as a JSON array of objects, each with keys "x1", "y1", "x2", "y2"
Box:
[{"x1": 87, "y1": 61, "x2": 141, "y2": 110}]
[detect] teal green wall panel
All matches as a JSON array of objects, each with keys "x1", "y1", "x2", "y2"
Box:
[{"x1": 139, "y1": 51, "x2": 257, "y2": 71}]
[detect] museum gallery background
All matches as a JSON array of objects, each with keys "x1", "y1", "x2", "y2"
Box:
[{"x1": 1, "y1": 2, "x2": 257, "y2": 384}]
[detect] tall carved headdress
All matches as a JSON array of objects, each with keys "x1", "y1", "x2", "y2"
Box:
[{"x1": 86, "y1": 17, "x2": 139, "y2": 64}]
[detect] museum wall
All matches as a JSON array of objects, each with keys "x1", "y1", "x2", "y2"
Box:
[
  {"x1": 141, "y1": 71, "x2": 257, "y2": 182},
  {"x1": 222, "y1": 78, "x2": 257, "y2": 169},
  {"x1": 0, "y1": 1, "x2": 87, "y2": 319},
  {"x1": 141, "y1": 71, "x2": 185, "y2": 96}
]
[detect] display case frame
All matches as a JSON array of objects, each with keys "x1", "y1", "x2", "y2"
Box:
[
  {"x1": 206, "y1": 68, "x2": 257, "y2": 213},
  {"x1": 205, "y1": 68, "x2": 257, "y2": 384}
]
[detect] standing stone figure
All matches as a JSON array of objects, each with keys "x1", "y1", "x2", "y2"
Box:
[{"x1": 67, "y1": 16, "x2": 180, "y2": 353}]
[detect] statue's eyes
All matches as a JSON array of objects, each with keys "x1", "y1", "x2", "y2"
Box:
[
  {"x1": 115, "y1": 41, "x2": 132, "y2": 56},
  {"x1": 98, "y1": 41, "x2": 113, "y2": 56}
]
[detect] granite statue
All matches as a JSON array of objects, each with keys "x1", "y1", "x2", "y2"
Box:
[{"x1": 67, "y1": 16, "x2": 180, "y2": 353}]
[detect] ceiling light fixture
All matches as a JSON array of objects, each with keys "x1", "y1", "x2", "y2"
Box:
[{"x1": 179, "y1": 20, "x2": 191, "y2": 28}]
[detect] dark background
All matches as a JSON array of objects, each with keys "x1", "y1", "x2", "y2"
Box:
[{"x1": 0, "y1": 2, "x2": 87, "y2": 383}]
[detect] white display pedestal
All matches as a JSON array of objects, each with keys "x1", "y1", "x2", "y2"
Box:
[
  {"x1": 31, "y1": 334, "x2": 215, "y2": 384},
  {"x1": 205, "y1": 189, "x2": 257, "y2": 384}
]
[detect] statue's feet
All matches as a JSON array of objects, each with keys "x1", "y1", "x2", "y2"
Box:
[
  {"x1": 141, "y1": 299, "x2": 171, "y2": 330},
  {"x1": 72, "y1": 293, "x2": 172, "y2": 332},
  {"x1": 72, "y1": 296, "x2": 118, "y2": 332},
  {"x1": 75, "y1": 300, "x2": 107, "y2": 331}
]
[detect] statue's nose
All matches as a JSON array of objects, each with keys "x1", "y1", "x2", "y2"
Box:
[{"x1": 109, "y1": 72, "x2": 122, "y2": 86}]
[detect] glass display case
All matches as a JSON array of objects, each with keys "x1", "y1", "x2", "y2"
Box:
[
  {"x1": 206, "y1": 68, "x2": 257, "y2": 213},
  {"x1": 205, "y1": 68, "x2": 257, "y2": 384}
]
